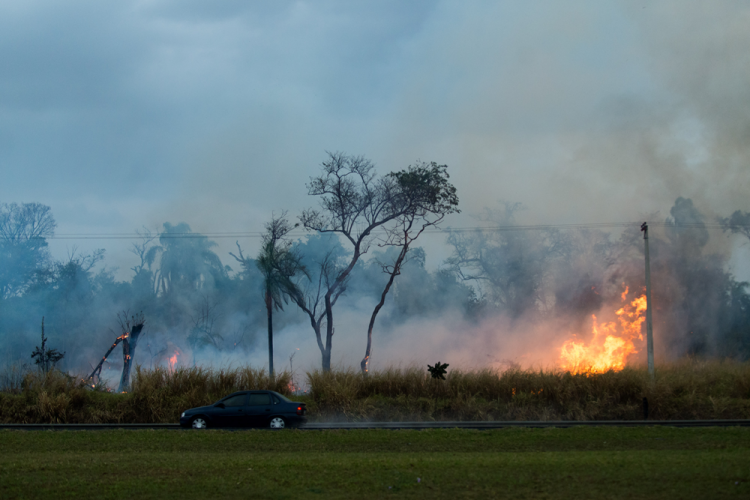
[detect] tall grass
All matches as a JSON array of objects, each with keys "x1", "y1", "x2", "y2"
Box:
[
  {"x1": 305, "y1": 360, "x2": 750, "y2": 421},
  {"x1": 1, "y1": 360, "x2": 748, "y2": 423},
  {"x1": 0, "y1": 362, "x2": 31, "y2": 394},
  {"x1": 0, "y1": 366, "x2": 291, "y2": 424}
]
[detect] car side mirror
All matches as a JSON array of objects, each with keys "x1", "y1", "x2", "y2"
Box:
[{"x1": 215, "y1": 402, "x2": 225, "y2": 409}]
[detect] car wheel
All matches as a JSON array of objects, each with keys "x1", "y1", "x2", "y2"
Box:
[
  {"x1": 191, "y1": 417, "x2": 208, "y2": 429},
  {"x1": 269, "y1": 417, "x2": 286, "y2": 429}
]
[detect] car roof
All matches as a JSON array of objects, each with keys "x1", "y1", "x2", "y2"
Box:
[{"x1": 225, "y1": 390, "x2": 276, "y2": 396}]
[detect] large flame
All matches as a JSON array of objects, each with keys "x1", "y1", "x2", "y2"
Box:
[{"x1": 560, "y1": 287, "x2": 647, "y2": 374}]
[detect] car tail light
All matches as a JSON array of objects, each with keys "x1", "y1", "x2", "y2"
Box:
[{"x1": 297, "y1": 405, "x2": 306, "y2": 416}]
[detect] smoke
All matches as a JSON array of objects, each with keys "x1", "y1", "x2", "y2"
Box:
[
  {"x1": 3, "y1": 191, "x2": 750, "y2": 385},
  {"x1": 2, "y1": 3, "x2": 750, "y2": 380}
]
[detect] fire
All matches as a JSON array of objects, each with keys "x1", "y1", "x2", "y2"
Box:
[
  {"x1": 560, "y1": 287, "x2": 647, "y2": 374},
  {"x1": 168, "y1": 351, "x2": 180, "y2": 371}
]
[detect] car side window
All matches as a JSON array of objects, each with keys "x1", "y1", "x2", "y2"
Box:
[
  {"x1": 247, "y1": 393, "x2": 271, "y2": 406},
  {"x1": 222, "y1": 394, "x2": 247, "y2": 407},
  {"x1": 272, "y1": 395, "x2": 280, "y2": 404}
]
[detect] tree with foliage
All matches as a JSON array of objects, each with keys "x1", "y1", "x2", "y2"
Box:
[
  {"x1": 302, "y1": 152, "x2": 459, "y2": 371},
  {"x1": 232, "y1": 213, "x2": 304, "y2": 378},
  {"x1": 154, "y1": 222, "x2": 226, "y2": 297},
  {"x1": 360, "y1": 162, "x2": 459, "y2": 373},
  {"x1": 720, "y1": 210, "x2": 750, "y2": 241},
  {"x1": 660, "y1": 198, "x2": 736, "y2": 356},
  {"x1": 31, "y1": 317, "x2": 64, "y2": 373}
]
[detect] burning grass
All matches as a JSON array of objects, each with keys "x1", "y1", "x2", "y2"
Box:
[
  {"x1": 1, "y1": 360, "x2": 749, "y2": 423},
  {"x1": 0, "y1": 427, "x2": 748, "y2": 499}
]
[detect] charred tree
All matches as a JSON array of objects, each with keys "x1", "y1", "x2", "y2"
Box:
[
  {"x1": 88, "y1": 333, "x2": 126, "y2": 384},
  {"x1": 118, "y1": 313, "x2": 145, "y2": 393},
  {"x1": 87, "y1": 312, "x2": 144, "y2": 391}
]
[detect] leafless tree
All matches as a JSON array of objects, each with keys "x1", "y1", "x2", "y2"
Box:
[
  {"x1": 130, "y1": 227, "x2": 161, "y2": 295},
  {"x1": 0, "y1": 202, "x2": 56, "y2": 242},
  {"x1": 187, "y1": 294, "x2": 223, "y2": 365},
  {"x1": 446, "y1": 203, "x2": 561, "y2": 318},
  {"x1": 0, "y1": 202, "x2": 56, "y2": 298},
  {"x1": 287, "y1": 251, "x2": 349, "y2": 363}
]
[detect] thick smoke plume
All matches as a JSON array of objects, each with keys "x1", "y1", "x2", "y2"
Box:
[{"x1": 1, "y1": 194, "x2": 749, "y2": 387}]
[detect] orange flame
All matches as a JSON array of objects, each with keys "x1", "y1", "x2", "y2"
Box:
[
  {"x1": 560, "y1": 286, "x2": 647, "y2": 374},
  {"x1": 168, "y1": 351, "x2": 179, "y2": 371}
]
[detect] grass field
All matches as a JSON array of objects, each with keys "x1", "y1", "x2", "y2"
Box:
[{"x1": 1, "y1": 427, "x2": 748, "y2": 499}]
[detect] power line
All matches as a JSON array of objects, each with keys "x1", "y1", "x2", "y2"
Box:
[{"x1": 36, "y1": 221, "x2": 748, "y2": 241}]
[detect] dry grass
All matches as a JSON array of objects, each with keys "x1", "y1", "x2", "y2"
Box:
[
  {"x1": 0, "y1": 366, "x2": 291, "y2": 424},
  {"x1": 305, "y1": 360, "x2": 750, "y2": 421},
  {"x1": 1, "y1": 360, "x2": 749, "y2": 423}
]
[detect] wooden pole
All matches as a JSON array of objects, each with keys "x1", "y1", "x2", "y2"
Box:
[{"x1": 641, "y1": 222, "x2": 655, "y2": 380}]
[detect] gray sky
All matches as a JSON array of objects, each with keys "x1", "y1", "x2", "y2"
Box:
[{"x1": 2, "y1": 0, "x2": 748, "y2": 277}]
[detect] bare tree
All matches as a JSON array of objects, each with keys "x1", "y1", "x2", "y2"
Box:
[
  {"x1": 0, "y1": 202, "x2": 56, "y2": 242},
  {"x1": 187, "y1": 294, "x2": 223, "y2": 365},
  {"x1": 0, "y1": 202, "x2": 56, "y2": 298},
  {"x1": 287, "y1": 251, "x2": 349, "y2": 363},
  {"x1": 130, "y1": 227, "x2": 161, "y2": 295},
  {"x1": 446, "y1": 203, "x2": 560, "y2": 318},
  {"x1": 301, "y1": 152, "x2": 458, "y2": 371},
  {"x1": 360, "y1": 162, "x2": 459, "y2": 373}
]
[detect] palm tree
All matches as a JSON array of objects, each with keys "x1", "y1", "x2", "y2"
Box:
[
  {"x1": 233, "y1": 214, "x2": 305, "y2": 379},
  {"x1": 156, "y1": 222, "x2": 225, "y2": 296}
]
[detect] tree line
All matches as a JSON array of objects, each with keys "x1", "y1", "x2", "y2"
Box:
[{"x1": 1, "y1": 153, "x2": 749, "y2": 386}]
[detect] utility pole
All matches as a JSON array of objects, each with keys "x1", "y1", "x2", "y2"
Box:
[{"x1": 641, "y1": 222, "x2": 655, "y2": 379}]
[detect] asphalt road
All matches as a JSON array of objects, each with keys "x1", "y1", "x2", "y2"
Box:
[{"x1": 1, "y1": 420, "x2": 749, "y2": 431}]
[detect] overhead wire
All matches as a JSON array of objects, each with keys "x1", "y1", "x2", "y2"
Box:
[{"x1": 38, "y1": 221, "x2": 748, "y2": 240}]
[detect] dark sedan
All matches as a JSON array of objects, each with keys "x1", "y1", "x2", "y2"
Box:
[{"x1": 179, "y1": 390, "x2": 307, "y2": 429}]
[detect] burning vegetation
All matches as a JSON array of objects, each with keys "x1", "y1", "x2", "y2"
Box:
[{"x1": 560, "y1": 287, "x2": 647, "y2": 374}]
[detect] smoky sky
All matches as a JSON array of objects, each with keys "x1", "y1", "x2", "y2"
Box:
[{"x1": 1, "y1": 0, "x2": 749, "y2": 277}]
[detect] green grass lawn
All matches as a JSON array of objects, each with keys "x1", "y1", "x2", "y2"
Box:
[{"x1": 1, "y1": 427, "x2": 748, "y2": 499}]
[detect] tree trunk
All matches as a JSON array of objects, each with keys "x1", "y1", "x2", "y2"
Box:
[
  {"x1": 360, "y1": 246, "x2": 407, "y2": 374},
  {"x1": 323, "y1": 294, "x2": 334, "y2": 372},
  {"x1": 266, "y1": 289, "x2": 274, "y2": 379},
  {"x1": 117, "y1": 323, "x2": 144, "y2": 393}
]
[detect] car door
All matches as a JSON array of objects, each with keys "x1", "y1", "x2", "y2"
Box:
[
  {"x1": 245, "y1": 392, "x2": 273, "y2": 427},
  {"x1": 212, "y1": 393, "x2": 249, "y2": 427}
]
